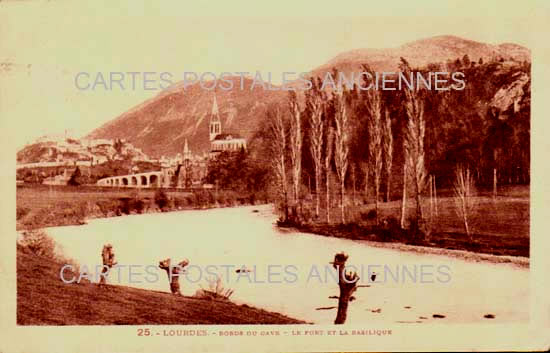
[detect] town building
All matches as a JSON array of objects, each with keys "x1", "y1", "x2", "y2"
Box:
[{"x1": 208, "y1": 95, "x2": 246, "y2": 154}]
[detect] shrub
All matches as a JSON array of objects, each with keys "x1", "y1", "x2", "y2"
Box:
[
  {"x1": 194, "y1": 276, "x2": 234, "y2": 301},
  {"x1": 360, "y1": 209, "x2": 377, "y2": 222},
  {"x1": 378, "y1": 216, "x2": 403, "y2": 242},
  {"x1": 131, "y1": 198, "x2": 145, "y2": 214},
  {"x1": 184, "y1": 195, "x2": 195, "y2": 207},
  {"x1": 174, "y1": 197, "x2": 187, "y2": 209},
  {"x1": 119, "y1": 197, "x2": 132, "y2": 215},
  {"x1": 206, "y1": 191, "x2": 215, "y2": 205},
  {"x1": 16, "y1": 207, "x2": 30, "y2": 220},
  {"x1": 18, "y1": 229, "x2": 56, "y2": 258},
  {"x1": 18, "y1": 231, "x2": 82, "y2": 275},
  {"x1": 405, "y1": 217, "x2": 425, "y2": 245},
  {"x1": 193, "y1": 190, "x2": 209, "y2": 208},
  {"x1": 154, "y1": 189, "x2": 169, "y2": 210}
]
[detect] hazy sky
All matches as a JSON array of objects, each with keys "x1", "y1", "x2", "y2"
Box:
[{"x1": 1, "y1": 0, "x2": 548, "y2": 148}]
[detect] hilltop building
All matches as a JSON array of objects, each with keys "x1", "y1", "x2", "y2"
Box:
[{"x1": 208, "y1": 95, "x2": 246, "y2": 154}]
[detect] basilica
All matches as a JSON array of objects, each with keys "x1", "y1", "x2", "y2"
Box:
[{"x1": 208, "y1": 95, "x2": 246, "y2": 154}]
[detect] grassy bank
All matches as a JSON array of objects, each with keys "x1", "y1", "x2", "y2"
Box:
[
  {"x1": 286, "y1": 186, "x2": 529, "y2": 258},
  {"x1": 16, "y1": 184, "x2": 264, "y2": 230},
  {"x1": 16, "y1": 244, "x2": 305, "y2": 325}
]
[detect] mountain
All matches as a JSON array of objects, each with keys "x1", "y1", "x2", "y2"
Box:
[
  {"x1": 88, "y1": 77, "x2": 286, "y2": 157},
  {"x1": 85, "y1": 35, "x2": 530, "y2": 157},
  {"x1": 315, "y1": 35, "x2": 530, "y2": 73}
]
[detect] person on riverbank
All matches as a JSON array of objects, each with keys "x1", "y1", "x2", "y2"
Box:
[
  {"x1": 99, "y1": 243, "x2": 117, "y2": 286},
  {"x1": 159, "y1": 258, "x2": 189, "y2": 295}
]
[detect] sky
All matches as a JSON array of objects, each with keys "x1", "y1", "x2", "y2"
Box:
[{"x1": 1, "y1": 0, "x2": 548, "y2": 148}]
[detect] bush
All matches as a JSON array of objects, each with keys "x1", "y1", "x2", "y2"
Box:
[
  {"x1": 131, "y1": 198, "x2": 145, "y2": 214},
  {"x1": 405, "y1": 218, "x2": 426, "y2": 245},
  {"x1": 18, "y1": 231, "x2": 81, "y2": 275},
  {"x1": 194, "y1": 276, "x2": 234, "y2": 301},
  {"x1": 18, "y1": 229, "x2": 56, "y2": 258},
  {"x1": 360, "y1": 209, "x2": 377, "y2": 222},
  {"x1": 16, "y1": 207, "x2": 30, "y2": 220},
  {"x1": 154, "y1": 189, "x2": 169, "y2": 210},
  {"x1": 96, "y1": 200, "x2": 121, "y2": 217},
  {"x1": 378, "y1": 216, "x2": 403, "y2": 242},
  {"x1": 119, "y1": 197, "x2": 132, "y2": 215},
  {"x1": 174, "y1": 197, "x2": 188, "y2": 209},
  {"x1": 193, "y1": 190, "x2": 209, "y2": 208}
]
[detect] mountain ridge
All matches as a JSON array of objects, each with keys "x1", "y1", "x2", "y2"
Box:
[{"x1": 83, "y1": 35, "x2": 530, "y2": 157}]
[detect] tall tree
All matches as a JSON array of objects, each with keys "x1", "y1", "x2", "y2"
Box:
[
  {"x1": 325, "y1": 127, "x2": 335, "y2": 223},
  {"x1": 400, "y1": 58, "x2": 427, "y2": 230},
  {"x1": 333, "y1": 90, "x2": 350, "y2": 224},
  {"x1": 306, "y1": 79, "x2": 325, "y2": 219},
  {"x1": 267, "y1": 106, "x2": 289, "y2": 221},
  {"x1": 362, "y1": 65, "x2": 383, "y2": 224},
  {"x1": 382, "y1": 109, "x2": 394, "y2": 202},
  {"x1": 288, "y1": 91, "x2": 303, "y2": 219}
]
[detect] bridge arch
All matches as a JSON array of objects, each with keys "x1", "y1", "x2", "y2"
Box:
[{"x1": 149, "y1": 174, "x2": 158, "y2": 187}]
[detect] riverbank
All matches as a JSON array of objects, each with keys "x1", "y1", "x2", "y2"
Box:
[
  {"x1": 284, "y1": 219, "x2": 529, "y2": 263},
  {"x1": 281, "y1": 188, "x2": 529, "y2": 261},
  {"x1": 16, "y1": 184, "x2": 264, "y2": 230},
  {"x1": 16, "y1": 244, "x2": 305, "y2": 325}
]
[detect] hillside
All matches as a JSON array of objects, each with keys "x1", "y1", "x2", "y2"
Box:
[
  {"x1": 17, "y1": 245, "x2": 305, "y2": 325},
  {"x1": 87, "y1": 77, "x2": 286, "y2": 157},
  {"x1": 318, "y1": 35, "x2": 530, "y2": 74},
  {"x1": 16, "y1": 137, "x2": 147, "y2": 165},
  {"x1": 85, "y1": 35, "x2": 530, "y2": 157}
]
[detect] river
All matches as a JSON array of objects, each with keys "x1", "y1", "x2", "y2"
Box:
[{"x1": 44, "y1": 204, "x2": 529, "y2": 324}]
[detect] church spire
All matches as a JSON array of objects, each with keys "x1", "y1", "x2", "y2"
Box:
[
  {"x1": 183, "y1": 138, "x2": 189, "y2": 153},
  {"x1": 211, "y1": 94, "x2": 220, "y2": 121},
  {"x1": 183, "y1": 138, "x2": 191, "y2": 160},
  {"x1": 209, "y1": 94, "x2": 222, "y2": 141}
]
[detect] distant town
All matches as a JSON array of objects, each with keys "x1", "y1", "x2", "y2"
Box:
[{"x1": 16, "y1": 95, "x2": 246, "y2": 189}]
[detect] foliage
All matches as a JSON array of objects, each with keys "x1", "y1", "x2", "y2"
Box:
[
  {"x1": 154, "y1": 189, "x2": 169, "y2": 210},
  {"x1": 205, "y1": 149, "x2": 269, "y2": 194},
  {"x1": 18, "y1": 229, "x2": 56, "y2": 258}
]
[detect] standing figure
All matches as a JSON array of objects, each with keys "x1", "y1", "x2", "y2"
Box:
[
  {"x1": 99, "y1": 243, "x2": 117, "y2": 285},
  {"x1": 159, "y1": 258, "x2": 189, "y2": 295}
]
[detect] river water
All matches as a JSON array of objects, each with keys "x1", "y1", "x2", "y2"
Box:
[{"x1": 44, "y1": 204, "x2": 529, "y2": 324}]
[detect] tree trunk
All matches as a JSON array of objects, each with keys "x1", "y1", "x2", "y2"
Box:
[
  {"x1": 400, "y1": 165, "x2": 407, "y2": 229},
  {"x1": 429, "y1": 175, "x2": 434, "y2": 219},
  {"x1": 463, "y1": 201, "x2": 470, "y2": 239},
  {"x1": 315, "y1": 170, "x2": 320, "y2": 219},
  {"x1": 352, "y1": 166, "x2": 356, "y2": 206},
  {"x1": 332, "y1": 253, "x2": 358, "y2": 325},
  {"x1": 364, "y1": 170, "x2": 369, "y2": 201},
  {"x1": 493, "y1": 168, "x2": 497, "y2": 199},
  {"x1": 374, "y1": 187, "x2": 379, "y2": 225},
  {"x1": 433, "y1": 175, "x2": 438, "y2": 216},
  {"x1": 414, "y1": 181, "x2": 423, "y2": 226},
  {"x1": 326, "y1": 171, "x2": 331, "y2": 224},
  {"x1": 335, "y1": 290, "x2": 351, "y2": 324},
  {"x1": 340, "y1": 179, "x2": 345, "y2": 224}
]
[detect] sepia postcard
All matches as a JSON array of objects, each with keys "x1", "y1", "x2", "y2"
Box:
[{"x1": 1, "y1": 0, "x2": 549, "y2": 352}]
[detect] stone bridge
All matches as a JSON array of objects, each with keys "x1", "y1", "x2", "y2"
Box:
[{"x1": 97, "y1": 170, "x2": 172, "y2": 188}]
